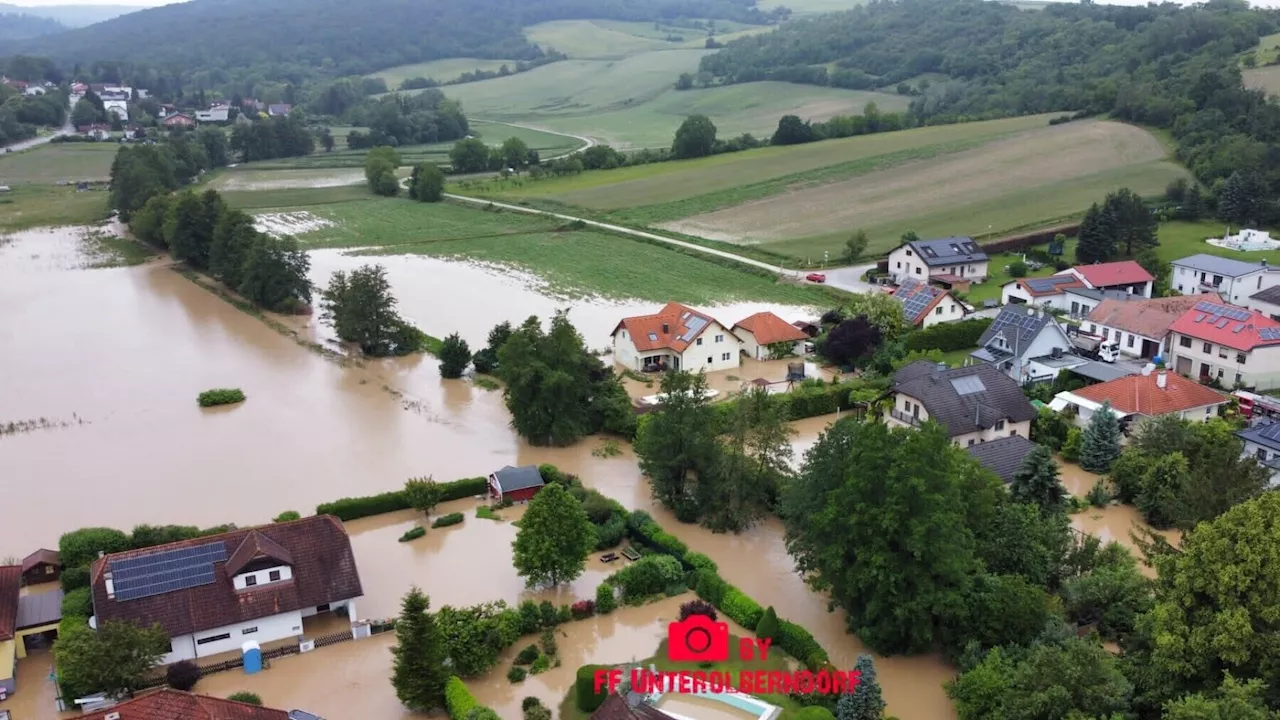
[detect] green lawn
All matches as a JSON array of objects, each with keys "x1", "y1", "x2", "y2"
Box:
[
  {"x1": 368, "y1": 57, "x2": 519, "y2": 87},
  {"x1": 1154, "y1": 219, "x2": 1280, "y2": 264},
  {"x1": 964, "y1": 245, "x2": 1073, "y2": 304},
  {"x1": 0, "y1": 142, "x2": 119, "y2": 183},
  {"x1": 219, "y1": 185, "x2": 374, "y2": 211},
  {"x1": 0, "y1": 184, "x2": 112, "y2": 233},
  {"x1": 523, "y1": 19, "x2": 766, "y2": 60}
]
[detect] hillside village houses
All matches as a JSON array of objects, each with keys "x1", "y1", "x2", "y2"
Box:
[
  {"x1": 611, "y1": 303, "x2": 807, "y2": 373},
  {"x1": 731, "y1": 312, "x2": 809, "y2": 360},
  {"x1": 887, "y1": 360, "x2": 1037, "y2": 447},
  {"x1": 1166, "y1": 299, "x2": 1280, "y2": 390},
  {"x1": 888, "y1": 236, "x2": 990, "y2": 284},
  {"x1": 195, "y1": 103, "x2": 230, "y2": 123},
  {"x1": 87, "y1": 515, "x2": 362, "y2": 665},
  {"x1": 890, "y1": 277, "x2": 968, "y2": 327},
  {"x1": 1171, "y1": 254, "x2": 1280, "y2": 303},
  {"x1": 1236, "y1": 421, "x2": 1280, "y2": 487},
  {"x1": 1244, "y1": 285, "x2": 1280, "y2": 321}
]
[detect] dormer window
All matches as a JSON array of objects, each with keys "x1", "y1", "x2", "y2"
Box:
[
  {"x1": 227, "y1": 530, "x2": 295, "y2": 591},
  {"x1": 244, "y1": 575, "x2": 257, "y2": 587}
]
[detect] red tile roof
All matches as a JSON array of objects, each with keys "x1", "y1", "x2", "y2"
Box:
[
  {"x1": 0, "y1": 565, "x2": 19, "y2": 641},
  {"x1": 21, "y1": 549, "x2": 59, "y2": 574},
  {"x1": 79, "y1": 689, "x2": 289, "y2": 720},
  {"x1": 1169, "y1": 300, "x2": 1280, "y2": 352},
  {"x1": 91, "y1": 515, "x2": 361, "y2": 639},
  {"x1": 732, "y1": 311, "x2": 808, "y2": 345},
  {"x1": 1013, "y1": 275, "x2": 1086, "y2": 297},
  {"x1": 1087, "y1": 293, "x2": 1221, "y2": 341},
  {"x1": 612, "y1": 303, "x2": 720, "y2": 353},
  {"x1": 1071, "y1": 260, "x2": 1154, "y2": 288},
  {"x1": 1073, "y1": 371, "x2": 1227, "y2": 416}
]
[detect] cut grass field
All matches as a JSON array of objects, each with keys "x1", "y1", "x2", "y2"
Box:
[
  {"x1": 0, "y1": 185, "x2": 112, "y2": 233},
  {"x1": 368, "y1": 57, "x2": 519, "y2": 87},
  {"x1": 0, "y1": 142, "x2": 119, "y2": 183},
  {"x1": 524, "y1": 19, "x2": 768, "y2": 60},
  {"x1": 259, "y1": 197, "x2": 831, "y2": 305}
]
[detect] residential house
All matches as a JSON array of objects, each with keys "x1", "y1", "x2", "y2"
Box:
[
  {"x1": 965, "y1": 434, "x2": 1038, "y2": 484},
  {"x1": 77, "y1": 124, "x2": 111, "y2": 141},
  {"x1": 70, "y1": 82, "x2": 88, "y2": 94},
  {"x1": 156, "y1": 103, "x2": 176, "y2": 118},
  {"x1": 1051, "y1": 370, "x2": 1227, "y2": 430},
  {"x1": 731, "y1": 311, "x2": 808, "y2": 360},
  {"x1": 20, "y1": 549, "x2": 59, "y2": 586},
  {"x1": 22, "y1": 86, "x2": 46, "y2": 96},
  {"x1": 591, "y1": 692, "x2": 678, "y2": 720},
  {"x1": 1059, "y1": 260, "x2": 1154, "y2": 297},
  {"x1": 891, "y1": 277, "x2": 967, "y2": 328},
  {"x1": 268, "y1": 103, "x2": 292, "y2": 117},
  {"x1": 791, "y1": 320, "x2": 820, "y2": 338},
  {"x1": 887, "y1": 361, "x2": 1037, "y2": 447},
  {"x1": 89, "y1": 515, "x2": 362, "y2": 665},
  {"x1": 971, "y1": 307, "x2": 1081, "y2": 383},
  {"x1": 887, "y1": 237, "x2": 989, "y2": 284},
  {"x1": 243, "y1": 98, "x2": 266, "y2": 113},
  {"x1": 161, "y1": 113, "x2": 195, "y2": 129},
  {"x1": 611, "y1": 303, "x2": 741, "y2": 373},
  {"x1": 1001, "y1": 260, "x2": 1153, "y2": 312},
  {"x1": 80, "y1": 688, "x2": 321, "y2": 720},
  {"x1": 1170, "y1": 254, "x2": 1280, "y2": 303},
  {"x1": 102, "y1": 100, "x2": 129, "y2": 121},
  {"x1": 487, "y1": 465, "x2": 545, "y2": 503},
  {"x1": 1001, "y1": 275, "x2": 1087, "y2": 311},
  {"x1": 0, "y1": 565, "x2": 18, "y2": 697},
  {"x1": 1083, "y1": 293, "x2": 1222, "y2": 360},
  {"x1": 1235, "y1": 421, "x2": 1280, "y2": 487},
  {"x1": 1, "y1": 78, "x2": 27, "y2": 91},
  {"x1": 1167, "y1": 299, "x2": 1280, "y2": 389},
  {"x1": 1246, "y1": 285, "x2": 1280, "y2": 321},
  {"x1": 195, "y1": 105, "x2": 230, "y2": 123},
  {"x1": 13, "y1": 585, "x2": 62, "y2": 663}
]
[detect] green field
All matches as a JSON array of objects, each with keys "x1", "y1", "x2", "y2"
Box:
[
  {"x1": 0, "y1": 184, "x2": 112, "y2": 233},
  {"x1": 258, "y1": 197, "x2": 830, "y2": 304},
  {"x1": 369, "y1": 58, "x2": 520, "y2": 88},
  {"x1": 0, "y1": 142, "x2": 119, "y2": 184},
  {"x1": 524, "y1": 19, "x2": 767, "y2": 60}
]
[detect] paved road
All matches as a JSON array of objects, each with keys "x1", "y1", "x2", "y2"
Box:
[
  {"x1": 1, "y1": 96, "x2": 74, "y2": 153},
  {"x1": 820, "y1": 263, "x2": 880, "y2": 294}
]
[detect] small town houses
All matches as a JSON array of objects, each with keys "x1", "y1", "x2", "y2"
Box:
[
  {"x1": 610, "y1": 303, "x2": 808, "y2": 373},
  {"x1": 887, "y1": 360, "x2": 1037, "y2": 447}
]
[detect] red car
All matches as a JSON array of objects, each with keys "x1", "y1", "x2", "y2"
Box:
[{"x1": 805, "y1": 273, "x2": 826, "y2": 283}]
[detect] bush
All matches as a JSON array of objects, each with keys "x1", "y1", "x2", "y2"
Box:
[
  {"x1": 777, "y1": 619, "x2": 828, "y2": 671},
  {"x1": 629, "y1": 516, "x2": 689, "y2": 561},
  {"x1": 571, "y1": 600, "x2": 596, "y2": 619},
  {"x1": 60, "y1": 566, "x2": 90, "y2": 593},
  {"x1": 1008, "y1": 260, "x2": 1029, "y2": 278},
  {"x1": 273, "y1": 510, "x2": 300, "y2": 522},
  {"x1": 679, "y1": 599, "x2": 717, "y2": 621},
  {"x1": 516, "y1": 644, "x2": 540, "y2": 665},
  {"x1": 399, "y1": 526, "x2": 426, "y2": 542},
  {"x1": 694, "y1": 571, "x2": 729, "y2": 605},
  {"x1": 904, "y1": 318, "x2": 993, "y2": 352},
  {"x1": 59, "y1": 527, "x2": 131, "y2": 569},
  {"x1": 61, "y1": 587, "x2": 92, "y2": 618},
  {"x1": 557, "y1": 605, "x2": 573, "y2": 624},
  {"x1": 432, "y1": 513, "x2": 464, "y2": 528},
  {"x1": 228, "y1": 692, "x2": 262, "y2": 705},
  {"x1": 720, "y1": 588, "x2": 764, "y2": 630},
  {"x1": 197, "y1": 388, "x2": 246, "y2": 407},
  {"x1": 540, "y1": 628, "x2": 558, "y2": 657},
  {"x1": 445, "y1": 676, "x2": 481, "y2": 719},
  {"x1": 684, "y1": 552, "x2": 718, "y2": 574},
  {"x1": 795, "y1": 708, "x2": 836, "y2": 720},
  {"x1": 518, "y1": 601, "x2": 542, "y2": 634},
  {"x1": 538, "y1": 464, "x2": 569, "y2": 486},
  {"x1": 1087, "y1": 479, "x2": 1112, "y2": 507},
  {"x1": 611, "y1": 555, "x2": 684, "y2": 599},
  {"x1": 166, "y1": 660, "x2": 200, "y2": 691},
  {"x1": 315, "y1": 476, "x2": 487, "y2": 521},
  {"x1": 1061, "y1": 427, "x2": 1083, "y2": 463},
  {"x1": 576, "y1": 665, "x2": 609, "y2": 712},
  {"x1": 539, "y1": 601, "x2": 558, "y2": 628},
  {"x1": 530, "y1": 655, "x2": 552, "y2": 674},
  {"x1": 755, "y1": 606, "x2": 780, "y2": 641},
  {"x1": 507, "y1": 666, "x2": 527, "y2": 683},
  {"x1": 595, "y1": 582, "x2": 617, "y2": 614}
]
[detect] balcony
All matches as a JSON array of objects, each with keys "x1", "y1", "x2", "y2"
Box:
[{"x1": 889, "y1": 409, "x2": 921, "y2": 427}]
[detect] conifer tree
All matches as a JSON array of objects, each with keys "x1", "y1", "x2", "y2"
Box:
[
  {"x1": 1081, "y1": 401, "x2": 1122, "y2": 474},
  {"x1": 1009, "y1": 444, "x2": 1068, "y2": 516},
  {"x1": 391, "y1": 587, "x2": 448, "y2": 711},
  {"x1": 836, "y1": 654, "x2": 885, "y2": 720}
]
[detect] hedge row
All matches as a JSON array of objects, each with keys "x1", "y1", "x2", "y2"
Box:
[
  {"x1": 626, "y1": 511, "x2": 830, "y2": 671},
  {"x1": 904, "y1": 317, "x2": 993, "y2": 353},
  {"x1": 444, "y1": 676, "x2": 495, "y2": 719},
  {"x1": 576, "y1": 664, "x2": 610, "y2": 713},
  {"x1": 980, "y1": 223, "x2": 1079, "y2": 254},
  {"x1": 315, "y1": 476, "x2": 488, "y2": 521}
]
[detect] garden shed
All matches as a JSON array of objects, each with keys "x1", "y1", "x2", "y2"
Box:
[{"x1": 487, "y1": 465, "x2": 545, "y2": 503}]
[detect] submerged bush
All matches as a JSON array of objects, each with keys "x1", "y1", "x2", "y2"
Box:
[
  {"x1": 197, "y1": 388, "x2": 246, "y2": 407},
  {"x1": 399, "y1": 526, "x2": 426, "y2": 542},
  {"x1": 228, "y1": 692, "x2": 262, "y2": 705},
  {"x1": 166, "y1": 660, "x2": 200, "y2": 691},
  {"x1": 507, "y1": 666, "x2": 527, "y2": 683},
  {"x1": 432, "y1": 512, "x2": 464, "y2": 528}
]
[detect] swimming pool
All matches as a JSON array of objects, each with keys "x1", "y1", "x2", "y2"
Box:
[{"x1": 655, "y1": 690, "x2": 780, "y2": 720}]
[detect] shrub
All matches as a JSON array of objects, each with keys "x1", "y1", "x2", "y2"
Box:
[
  {"x1": 903, "y1": 317, "x2": 993, "y2": 353},
  {"x1": 432, "y1": 513, "x2": 464, "y2": 528},
  {"x1": 1008, "y1": 260, "x2": 1029, "y2": 278},
  {"x1": 540, "y1": 628, "x2": 558, "y2": 657},
  {"x1": 523, "y1": 697, "x2": 543, "y2": 712},
  {"x1": 524, "y1": 702, "x2": 552, "y2": 720},
  {"x1": 611, "y1": 555, "x2": 684, "y2": 599},
  {"x1": 273, "y1": 510, "x2": 300, "y2": 522},
  {"x1": 445, "y1": 676, "x2": 480, "y2": 719},
  {"x1": 679, "y1": 599, "x2": 717, "y2": 621},
  {"x1": 539, "y1": 601, "x2": 558, "y2": 628},
  {"x1": 720, "y1": 588, "x2": 764, "y2": 630},
  {"x1": 1061, "y1": 427, "x2": 1083, "y2": 463},
  {"x1": 60, "y1": 566, "x2": 90, "y2": 592},
  {"x1": 795, "y1": 708, "x2": 836, "y2": 720},
  {"x1": 684, "y1": 552, "x2": 717, "y2": 574},
  {"x1": 197, "y1": 388, "x2": 246, "y2": 407},
  {"x1": 629, "y1": 517, "x2": 689, "y2": 561},
  {"x1": 399, "y1": 526, "x2": 426, "y2": 542},
  {"x1": 557, "y1": 605, "x2": 573, "y2": 624},
  {"x1": 777, "y1": 619, "x2": 828, "y2": 671},
  {"x1": 1087, "y1": 479, "x2": 1112, "y2": 507},
  {"x1": 315, "y1": 476, "x2": 487, "y2": 521},
  {"x1": 576, "y1": 665, "x2": 609, "y2": 712},
  {"x1": 595, "y1": 583, "x2": 617, "y2": 614},
  {"x1": 518, "y1": 601, "x2": 542, "y2": 633},
  {"x1": 530, "y1": 655, "x2": 552, "y2": 674},
  {"x1": 571, "y1": 600, "x2": 596, "y2": 619},
  {"x1": 538, "y1": 464, "x2": 569, "y2": 486},
  {"x1": 507, "y1": 666, "x2": 527, "y2": 683},
  {"x1": 515, "y1": 644, "x2": 540, "y2": 665},
  {"x1": 228, "y1": 692, "x2": 262, "y2": 705},
  {"x1": 694, "y1": 571, "x2": 729, "y2": 605},
  {"x1": 61, "y1": 587, "x2": 92, "y2": 618},
  {"x1": 755, "y1": 606, "x2": 780, "y2": 641},
  {"x1": 166, "y1": 660, "x2": 200, "y2": 691},
  {"x1": 59, "y1": 527, "x2": 131, "y2": 569},
  {"x1": 465, "y1": 710, "x2": 500, "y2": 720}
]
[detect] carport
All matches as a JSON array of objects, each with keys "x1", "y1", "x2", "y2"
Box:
[{"x1": 14, "y1": 589, "x2": 62, "y2": 659}]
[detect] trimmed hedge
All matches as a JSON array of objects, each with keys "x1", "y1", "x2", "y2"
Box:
[
  {"x1": 576, "y1": 664, "x2": 609, "y2": 712},
  {"x1": 197, "y1": 388, "x2": 246, "y2": 407},
  {"x1": 445, "y1": 676, "x2": 493, "y2": 720},
  {"x1": 315, "y1": 476, "x2": 489, "y2": 521},
  {"x1": 60, "y1": 566, "x2": 90, "y2": 593},
  {"x1": 904, "y1": 317, "x2": 993, "y2": 353},
  {"x1": 61, "y1": 587, "x2": 92, "y2": 618},
  {"x1": 628, "y1": 512, "x2": 689, "y2": 563},
  {"x1": 399, "y1": 526, "x2": 426, "y2": 542},
  {"x1": 778, "y1": 619, "x2": 828, "y2": 671},
  {"x1": 432, "y1": 513, "x2": 464, "y2": 528},
  {"x1": 981, "y1": 223, "x2": 1079, "y2": 254}
]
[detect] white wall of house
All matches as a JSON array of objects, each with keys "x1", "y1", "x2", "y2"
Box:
[
  {"x1": 102, "y1": 100, "x2": 128, "y2": 120},
  {"x1": 1168, "y1": 335, "x2": 1280, "y2": 390},
  {"x1": 679, "y1": 323, "x2": 740, "y2": 372},
  {"x1": 886, "y1": 392, "x2": 1029, "y2": 446},
  {"x1": 1244, "y1": 296, "x2": 1280, "y2": 322},
  {"x1": 732, "y1": 329, "x2": 801, "y2": 360},
  {"x1": 1060, "y1": 269, "x2": 1153, "y2": 298},
  {"x1": 1241, "y1": 439, "x2": 1280, "y2": 487},
  {"x1": 1171, "y1": 264, "x2": 1280, "y2": 303},
  {"x1": 1001, "y1": 282, "x2": 1035, "y2": 306},
  {"x1": 164, "y1": 610, "x2": 302, "y2": 663},
  {"x1": 231, "y1": 564, "x2": 293, "y2": 591},
  {"x1": 954, "y1": 421, "x2": 1031, "y2": 447},
  {"x1": 1081, "y1": 321, "x2": 1163, "y2": 359},
  {"x1": 920, "y1": 295, "x2": 966, "y2": 328},
  {"x1": 196, "y1": 108, "x2": 229, "y2": 122},
  {"x1": 988, "y1": 322, "x2": 1074, "y2": 382},
  {"x1": 612, "y1": 331, "x2": 643, "y2": 371},
  {"x1": 888, "y1": 245, "x2": 929, "y2": 282},
  {"x1": 1063, "y1": 290, "x2": 1100, "y2": 319}
]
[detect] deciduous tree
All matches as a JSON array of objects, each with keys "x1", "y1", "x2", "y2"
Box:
[
  {"x1": 238, "y1": 234, "x2": 312, "y2": 311},
  {"x1": 450, "y1": 137, "x2": 490, "y2": 173},
  {"x1": 320, "y1": 264, "x2": 424, "y2": 356},
  {"x1": 391, "y1": 587, "x2": 448, "y2": 711},
  {"x1": 843, "y1": 230, "x2": 869, "y2": 264},
  {"x1": 844, "y1": 290, "x2": 906, "y2": 341},
  {"x1": 512, "y1": 483, "x2": 596, "y2": 587},
  {"x1": 404, "y1": 477, "x2": 442, "y2": 515},
  {"x1": 634, "y1": 370, "x2": 721, "y2": 521},
  {"x1": 672, "y1": 114, "x2": 717, "y2": 159},
  {"x1": 55, "y1": 619, "x2": 170, "y2": 700},
  {"x1": 408, "y1": 162, "x2": 445, "y2": 202},
  {"x1": 822, "y1": 317, "x2": 882, "y2": 367}
]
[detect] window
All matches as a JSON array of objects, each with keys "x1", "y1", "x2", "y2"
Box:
[
  {"x1": 935, "y1": 306, "x2": 943, "y2": 315},
  {"x1": 197, "y1": 633, "x2": 231, "y2": 645},
  {"x1": 242, "y1": 626, "x2": 258, "y2": 635},
  {"x1": 707, "y1": 357, "x2": 712, "y2": 364},
  {"x1": 906, "y1": 249, "x2": 913, "y2": 256},
  {"x1": 914, "y1": 267, "x2": 922, "y2": 275},
  {"x1": 696, "y1": 338, "x2": 702, "y2": 346},
  {"x1": 1259, "y1": 277, "x2": 1264, "y2": 290},
  {"x1": 896, "y1": 261, "x2": 901, "y2": 269},
  {"x1": 1101, "y1": 329, "x2": 1109, "y2": 340},
  {"x1": 1236, "y1": 373, "x2": 1243, "y2": 385},
  {"x1": 1203, "y1": 342, "x2": 1212, "y2": 354},
  {"x1": 1217, "y1": 368, "x2": 1224, "y2": 379},
  {"x1": 244, "y1": 575, "x2": 257, "y2": 587},
  {"x1": 1127, "y1": 334, "x2": 1135, "y2": 348},
  {"x1": 721, "y1": 353, "x2": 731, "y2": 361},
  {"x1": 1219, "y1": 347, "x2": 1228, "y2": 359},
  {"x1": 715, "y1": 334, "x2": 723, "y2": 343},
  {"x1": 968, "y1": 439, "x2": 975, "y2": 447},
  {"x1": 995, "y1": 419, "x2": 1006, "y2": 431},
  {"x1": 1010, "y1": 429, "x2": 1018, "y2": 436},
  {"x1": 269, "y1": 570, "x2": 281, "y2": 582},
  {"x1": 1213, "y1": 274, "x2": 1223, "y2": 285},
  {"x1": 1237, "y1": 353, "x2": 1247, "y2": 364},
  {"x1": 1258, "y1": 448, "x2": 1269, "y2": 461},
  {"x1": 1180, "y1": 336, "x2": 1192, "y2": 348},
  {"x1": 1088, "y1": 324, "x2": 1096, "y2": 334},
  {"x1": 317, "y1": 604, "x2": 330, "y2": 612}
]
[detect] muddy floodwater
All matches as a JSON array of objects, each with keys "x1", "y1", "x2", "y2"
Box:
[
  {"x1": 1058, "y1": 459, "x2": 1182, "y2": 577},
  {"x1": 1, "y1": 227, "x2": 956, "y2": 720}
]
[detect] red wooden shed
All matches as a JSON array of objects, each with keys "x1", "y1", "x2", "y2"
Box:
[{"x1": 487, "y1": 465, "x2": 545, "y2": 503}]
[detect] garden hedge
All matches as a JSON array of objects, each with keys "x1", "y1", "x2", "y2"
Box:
[
  {"x1": 315, "y1": 476, "x2": 489, "y2": 521},
  {"x1": 431, "y1": 513, "x2": 464, "y2": 528},
  {"x1": 61, "y1": 587, "x2": 92, "y2": 618},
  {"x1": 445, "y1": 676, "x2": 493, "y2": 719},
  {"x1": 904, "y1": 317, "x2": 993, "y2": 353},
  {"x1": 576, "y1": 664, "x2": 610, "y2": 712}
]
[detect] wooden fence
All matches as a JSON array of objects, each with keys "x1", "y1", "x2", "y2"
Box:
[{"x1": 134, "y1": 628, "x2": 365, "y2": 690}]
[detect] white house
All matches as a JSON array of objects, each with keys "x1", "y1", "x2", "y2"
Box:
[
  {"x1": 102, "y1": 99, "x2": 128, "y2": 120},
  {"x1": 88, "y1": 515, "x2": 362, "y2": 664},
  {"x1": 1170, "y1": 254, "x2": 1280, "y2": 304},
  {"x1": 887, "y1": 361, "x2": 1037, "y2": 447},
  {"x1": 22, "y1": 86, "x2": 46, "y2": 96},
  {"x1": 970, "y1": 307, "x2": 1082, "y2": 383},
  {"x1": 887, "y1": 237, "x2": 989, "y2": 284},
  {"x1": 1166, "y1": 299, "x2": 1280, "y2": 390},
  {"x1": 1050, "y1": 370, "x2": 1227, "y2": 429},
  {"x1": 1001, "y1": 260, "x2": 1153, "y2": 313},
  {"x1": 611, "y1": 302, "x2": 741, "y2": 373},
  {"x1": 1245, "y1": 285, "x2": 1280, "y2": 321},
  {"x1": 1235, "y1": 421, "x2": 1280, "y2": 487},
  {"x1": 1058, "y1": 260, "x2": 1154, "y2": 298},
  {"x1": 196, "y1": 105, "x2": 230, "y2": 123},
  {"x1": 731, "y1": 311, "x2": 808, "y2": 360},
  {"x1": 891, "y1": 278, "x2": 967, "y2": 328},
  {"x1": 1082, "y1": 293, "x2": 1220, "y2": 360}
]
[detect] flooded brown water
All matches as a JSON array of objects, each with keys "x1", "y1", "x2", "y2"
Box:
[{"x1": 1058, "y1": 459, "x2": 1182, "y2": 578}]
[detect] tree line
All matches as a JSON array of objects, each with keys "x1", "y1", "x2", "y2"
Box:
[
  {"x1": 0, "y1": 83, "x2": 66, "y2": 145},
  {"x1": 343, "y1": 89, "x2": 469, "y2": 149}
]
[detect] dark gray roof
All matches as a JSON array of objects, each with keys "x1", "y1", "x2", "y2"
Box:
[
  {"x1": 16, "y1": 588, "x2": 62, "y2": 630},
  {"x1": 1237, "y1": 421, "x2": 1280, "y2": 452},
  {"x1": 1250, "y1": 285, "x2": 1280, "y2": 305},
  {"x1": 492, "y1": 465, "x2": 544, "y2": 492},
  {"x1": 1068, "y1": 361, "x2": 1136, "y2": 383},
  {"x1": 893, "y1": 361, "x2": 1037, "y2": 437},
  {"x1": 966, "y1": 435, "x2": 1039, "y2": 483},
  {"x1": 1172, "y1": 253, "x2": 1267, "y2": 277},
  {"x1": 976, "y1": 307, "x2": 1055, "y2": 357},
  {"x1": 907, "y1": 237, "x2": 988, "y2": 267}
]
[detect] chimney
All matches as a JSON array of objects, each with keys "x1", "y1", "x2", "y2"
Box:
[
  {"x1": 661, "y1": 323, "x2": 669, "y2": 334},
  {"x1": 98, "y1": 550, "x2": 105, "y2": 558},
  {"x1": 1156, "y1": 371, "x2": 1167, "y2": 390},
  {"x1": 1263, "y1": 259, "x2": 1269, "y2": 269}
]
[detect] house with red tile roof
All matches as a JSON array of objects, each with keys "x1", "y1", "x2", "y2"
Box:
[
  {"x1": 89, "y1": 515, "x2": 362, "y2": 666},
  {"x1": 611, "y1": 303, "x2": 740, "y2": 373},
  {"x1": 731, "y1": 311, "x2": 808, "y2": 360},
  {"x1": 1060, "y1": 260, "x2": 1154, "y2": 297},
  {"x1": 1166, "y1": 299, "x2": 1280, "y2": 390},
  {"x1": 1052, "y1": 369, "x2": 1227, "y2": 429},
  {"x1": 1083, "y1": 293, "x2": 1222, "y2": 360},
  {"x1": 1001, "y1": 260, "x2": 1153, "y2": 313},
  {"x1": 79, "y1": 688, "x2": 314, "y2": 720},
  {"x1": 161, "y1": 113, "x2": 195, "y2": 129},
  {"x1": 890, "y1": 278, "x2": 967, "y2": 328}
]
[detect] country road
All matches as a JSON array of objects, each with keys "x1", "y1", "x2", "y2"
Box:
[{"x1": 1, "y1": 95, "x2": 75, "y2": 153}]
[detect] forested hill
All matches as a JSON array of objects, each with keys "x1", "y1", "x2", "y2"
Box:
[
  {"x1": 3, "y1": 0, "x2": 787, "y2": 87},
  {"x1": 0, "y1": 12, "x2": 66, "y2": 41}
]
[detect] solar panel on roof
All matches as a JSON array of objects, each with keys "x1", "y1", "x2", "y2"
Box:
[
  {"x1": 1194, "y1": 301, "x2": 1250, "y2": 321},
  {"x1": 950, "y1": 376, "x2": 986, "y2": 395},
  {"x1": 110, "y1": 541, "x2": 229, "y2": 602},
  {"x1": 1260, "y1": 328, "x2": 1280, "y2": 341},
  {"x1": 1194, "y1": 313, "x2": 1206, "y2": 322},
  {"x1": 680, "y1": 316, "x2": 708, "y2": 342},
  {"x1": 1234, "y1": 323, "x2": 1245, "y2": 333}
]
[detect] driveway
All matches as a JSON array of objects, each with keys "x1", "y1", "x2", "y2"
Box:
[{"x1": 818, "y1": 263, "x2": 880, "y2": 295}]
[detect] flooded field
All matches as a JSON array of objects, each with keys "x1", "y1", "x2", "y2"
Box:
[
  {"x1": 210, "y1": 168, "x2": 366, "y2": 191},
  {"x1": 1059, "y1": 459, "x2": 1182, "y2": 578}
]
